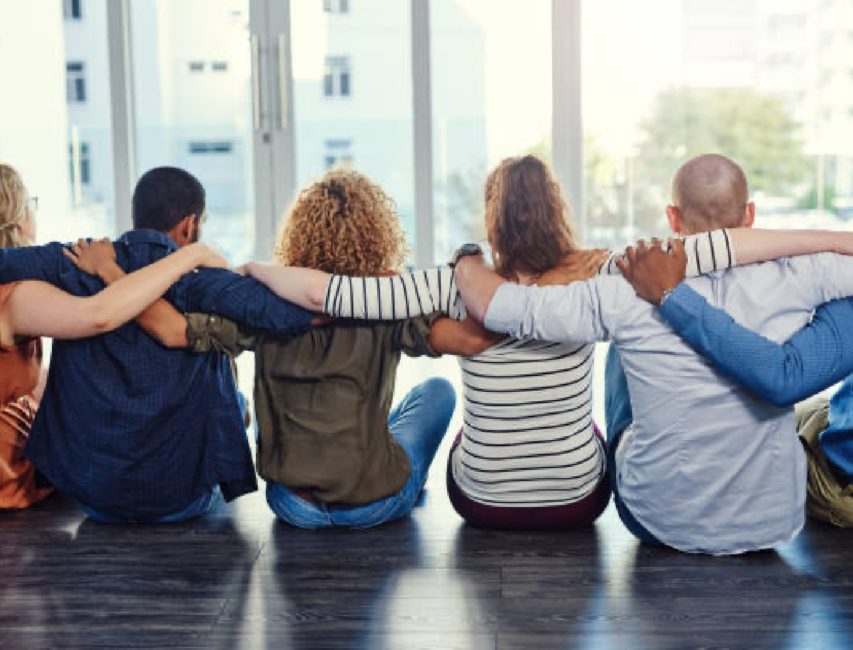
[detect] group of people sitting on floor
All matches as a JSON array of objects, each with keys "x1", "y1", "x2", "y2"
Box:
[{"x1": 1, "y1": 151, "x2": 853, "y2": 555}]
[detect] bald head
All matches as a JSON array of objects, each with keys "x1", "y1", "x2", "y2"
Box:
[{"x1": 671, "y1": 154, "x2": 750, "y2": 233}]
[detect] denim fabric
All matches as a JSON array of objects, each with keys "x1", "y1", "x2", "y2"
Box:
[
  {"x1": 81, "y1": 487, "x2": 223, "y2": 524},
  {"x1": 267, "y1": 377, "x2": 456, "y2": 529},
  {"x1": 0, "y1": 230, "x2": 313, "y2": 519}
]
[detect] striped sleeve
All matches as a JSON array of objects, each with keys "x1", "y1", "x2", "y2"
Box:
[
  {"x1": 599, "y1": 228, "x2": 735, "y2": 278},
  {"x1": 323, "y1": 267, "x2": 467, "y2": 321}
]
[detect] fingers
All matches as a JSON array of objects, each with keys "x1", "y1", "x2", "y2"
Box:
[{"x1": 62, "y1": 247, "x2": 79, "y2": 264}]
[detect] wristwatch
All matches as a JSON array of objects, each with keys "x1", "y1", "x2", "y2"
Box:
[{"x1": 449, "y1": 243, "x2": 483, "y2": 268}]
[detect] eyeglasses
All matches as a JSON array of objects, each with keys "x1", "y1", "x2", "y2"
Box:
[{"x1": 27, "y1": 196, "x2": 39, "y2": 213}]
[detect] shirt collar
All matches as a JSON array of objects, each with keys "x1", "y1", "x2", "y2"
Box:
[{"x1": 118, "y1": 229, "x2": 179, "y2": 252}]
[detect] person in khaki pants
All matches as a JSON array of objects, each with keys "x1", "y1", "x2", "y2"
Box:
[{"x1": 796, "y1": 397, "x2": 853, "y2": 528}]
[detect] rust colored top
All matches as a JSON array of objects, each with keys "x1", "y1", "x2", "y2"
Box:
[{"x1": 0, "y1": 282, "x2": 52, "y2": 508}]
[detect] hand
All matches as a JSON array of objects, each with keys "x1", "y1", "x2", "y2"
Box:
[
  {"x1": 537, "y1": 249, "x2": 611, "y2": 285},
  {"x1": 63, "y1": 238, "x2": 117, "y2": 277},
  {"x1": 616, "y1": 238, "x2": 687, "y2": 305},
  {"x1": 185, "y1": 242, "x2": 228, "y2": 269}
]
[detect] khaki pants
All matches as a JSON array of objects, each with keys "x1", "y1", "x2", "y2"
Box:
[{"x1": 796, "y1": 397, "x2": 853, "y2": 528}]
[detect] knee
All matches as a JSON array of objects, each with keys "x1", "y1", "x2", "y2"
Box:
[{"x1": 421, "y1": 377, "x2": 456, "y2": 414}]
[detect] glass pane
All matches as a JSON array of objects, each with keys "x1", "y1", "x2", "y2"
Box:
[
  {"x1": 582, "y1": 0, "x2": 853, "y2": 250},
  {"x1": 0, "y1": 2, "x2": 115, "y2": 244},
  {"x1": 290, "y1": 0, "x2": 416, "y2": 254},
  {"x1": 130, "y1": 0, "x2": 256, "y2": 265},
  {"x1": 430, "y1": 0, "x2": 552, "y2": 262}
]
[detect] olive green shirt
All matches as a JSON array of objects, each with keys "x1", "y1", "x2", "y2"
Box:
[{"x1": 186, "y1": 313, "x2": 442, "y2": 505}]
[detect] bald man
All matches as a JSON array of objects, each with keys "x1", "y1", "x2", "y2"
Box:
[{"x1": 453, "y1": 153, "x2": 853, "y2": 555}]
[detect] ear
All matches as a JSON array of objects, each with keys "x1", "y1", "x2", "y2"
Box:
[
  {"x1": 171, "y1": 214, "x2": 197, "y2": 247},
  {"x1": 666, "y1": 205, "x2": 683, "y2": 235},
  {"x1": 741, "y1": 202, "x2": 756, "y2": 228}
]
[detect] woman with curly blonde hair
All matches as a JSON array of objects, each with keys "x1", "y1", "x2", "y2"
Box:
[{"x1": 87, "y1": 168, "x2": 472, "y2": 528}]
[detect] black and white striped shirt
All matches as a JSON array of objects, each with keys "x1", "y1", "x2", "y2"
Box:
[{"x1": 324, "y1": 229, "x2": 735, "y2": 507}]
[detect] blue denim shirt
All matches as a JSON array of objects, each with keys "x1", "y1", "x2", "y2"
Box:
[
  {"x1": 0, "y1": 230, "x2": 314, "y2": 518},
  {"x1": 658, "y1": 285, "x2": 853, "y2": 481}
]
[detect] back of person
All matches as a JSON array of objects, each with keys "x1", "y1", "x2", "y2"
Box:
[
  {"x1": 23, "y1": 233, "x2": 253, "y2": 519},
  {"x1": 604, "y1": 254, "x2": 853, "y2": 553},
  {"x1": 253, "y1": 318, "x2": 439, "y2": 505},
  {"x1": 452, "y1": 338, "x2": 602, "y2": 507}
]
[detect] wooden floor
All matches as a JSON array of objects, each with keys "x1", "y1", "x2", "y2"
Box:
[{"x1": 3, "y1": 356, "x2": 853, "y2": 649}]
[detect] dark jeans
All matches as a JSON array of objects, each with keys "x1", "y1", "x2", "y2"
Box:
[
  {"x1": 606, "y1": 428, "x2": 662, "y2": 545},
  {"x1": 446, "y1": 427, "x2": 611, "y2": 530}
]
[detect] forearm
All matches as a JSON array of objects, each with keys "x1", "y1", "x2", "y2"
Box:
[
  {"x1": 245, "y1": 262, "x2": 330, "y2": 312},
  {"x1": 729, "y1": 228, "x2": 853, "y2": 266},
  {"x1": 324, "y1": 267, "x2": 462, "y2": 320},
  {"x1": 96, "y1": 261, "x2": 188, "y2": 347},
  {"x1": 659, "y1": 285, "x2": 853, "y2": 406},
  {"x1": 484, "y1": 281, "x2": 606, "y2": 345},
  {"x1": 454, "y1": 257, "x2": 505, "y2": 323},
  {"x1": 185, "y1": 269, "x2": 314, "y2": 336},
  {"x1": 82, "y1": 246, "x2": 207, "y2": 333},
  {"x1": 0, "y1": 243, "x2": 66, "y2": 284}
]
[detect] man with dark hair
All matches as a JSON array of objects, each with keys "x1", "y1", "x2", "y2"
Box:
[{"x1": 0, "y1": 166, "x2": 313, "y2": 522}]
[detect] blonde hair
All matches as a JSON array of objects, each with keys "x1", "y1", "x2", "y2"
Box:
[
  {"x1": 275, "y1": 168, "x2": 408, "y2": 275},
  {"x1": 0, "y1": 164, "x2": 30, "y2": 249}
]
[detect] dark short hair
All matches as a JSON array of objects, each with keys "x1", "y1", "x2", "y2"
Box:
[{"x1": 132, "y1": 167, "x2": 205, "y2": 232}]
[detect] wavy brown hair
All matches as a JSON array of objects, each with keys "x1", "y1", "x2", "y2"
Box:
[
  {"x1": 484, "y1": 155, "x2": 578, "y2": 278},
  {"x1": 275, "y1": 168, "x2": 408, "y2": 275},
  {"x1": 0, "y1": 164, "x2": 30, "y2": 249}
]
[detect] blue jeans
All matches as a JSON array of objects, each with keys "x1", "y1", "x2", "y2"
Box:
[
  {"x1": 267, "y1": 377, "x2": 456, "y2": 529},
  {"x1": 605, "y1": 346, "x2": 663, "y2": 546},
  {"x1": 81, "y1": 487, "x2": 223, "y2": 524}
]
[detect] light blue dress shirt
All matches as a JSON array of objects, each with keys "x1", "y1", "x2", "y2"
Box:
[
  {"x1": 484, "y1": 253, "x2": 853, "y2": 554},
  {"x1": 657, "y1": 287, "x2": 853, "y2": 479}
]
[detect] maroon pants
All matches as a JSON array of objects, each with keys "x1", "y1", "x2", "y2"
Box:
[{"x1": 446, "y1": 427, "x2": 611, "y2": 531}]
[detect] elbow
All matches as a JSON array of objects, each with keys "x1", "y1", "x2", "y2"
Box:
[
  {"x1": 306, "y1": 284, "x2": 326, "y2": 313},
  {"x1": 88, "y1": 304, "x2": 119, "y2": 335}
]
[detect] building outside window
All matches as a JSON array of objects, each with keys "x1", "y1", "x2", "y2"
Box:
[
  {"x1": 211, "y1": 61, "x2": 228, "y2": 72},
  {"x1": 69, "y1": 141, "x2": 91, "y2": 186},
  {"x1": 323, "y1": 0, "x2": 349, "y2": 14},
  {"x1": 63, "y1": 0, "x2": 82, "y2": 20},
  {"x1": 324, "y1": 139, "x2": 353, "y2": 169},
  {"x1": 323, "y1": 56, "x2": 351, "y2": 97},
  {"x1": 188, "y1": 61, "x2": 205, "y2": 72},
  {"x1": 65, "y1": 62, "x2": 86, "y2": 103},
  {"x1": 188, "y1": 141, "x2": 234, "y2": 154}
]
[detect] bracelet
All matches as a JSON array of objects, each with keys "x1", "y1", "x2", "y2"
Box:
[{"x1": 659, "y1": 286, "x2": 677, "y2": 306}]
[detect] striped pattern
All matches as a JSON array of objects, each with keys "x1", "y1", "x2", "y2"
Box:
[{"x1": 325, "y1": 229, "x2": 734, "y2": 507}]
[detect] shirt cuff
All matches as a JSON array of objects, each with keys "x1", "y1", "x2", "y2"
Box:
[
  {"x1": 484, "y1": 283, "x2": 527, "y2": 335},
  {"x1": 657, "y1": 283, "x2": 706, "y2": 333}
]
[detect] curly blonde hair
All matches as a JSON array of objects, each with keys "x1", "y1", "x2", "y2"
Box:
[
  {"x1": 275, "y1": 168, "x2": 408, "y2": 275},
  {"x1": 484, "y1": 155, "x2": 578, "y2": 278},
  {"x1": 0, "y1": 164, "x2": 30, "y2": 249}
]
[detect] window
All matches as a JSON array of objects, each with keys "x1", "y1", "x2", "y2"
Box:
[
  {"x1": 63, "y1": 0, "x2": 82, "y2": 20},
  {"x1": 68, "y1": 142, "x2": 91, "y2": 185},
  {"x1": 211, "y1": 61, "x2": 228, "y2": 72},
  {"x1": 188, "y1": 61, "x2": 205, "y2": 72},
  {"x1": 188, "y1": 141, "x2": 234, "y2": 154},
  {"x1": 65, "y1": 61, "x2": 86, "y2": 103},
  {"x1": 323, "y1": 0, "x2": 350, "y2": 14},
  {"x1": 324, "y1": 139, "x2": 353, "y2": 169},
  {"x1": 323, "y1": 56, "x2": 351, "y2": 97}
]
